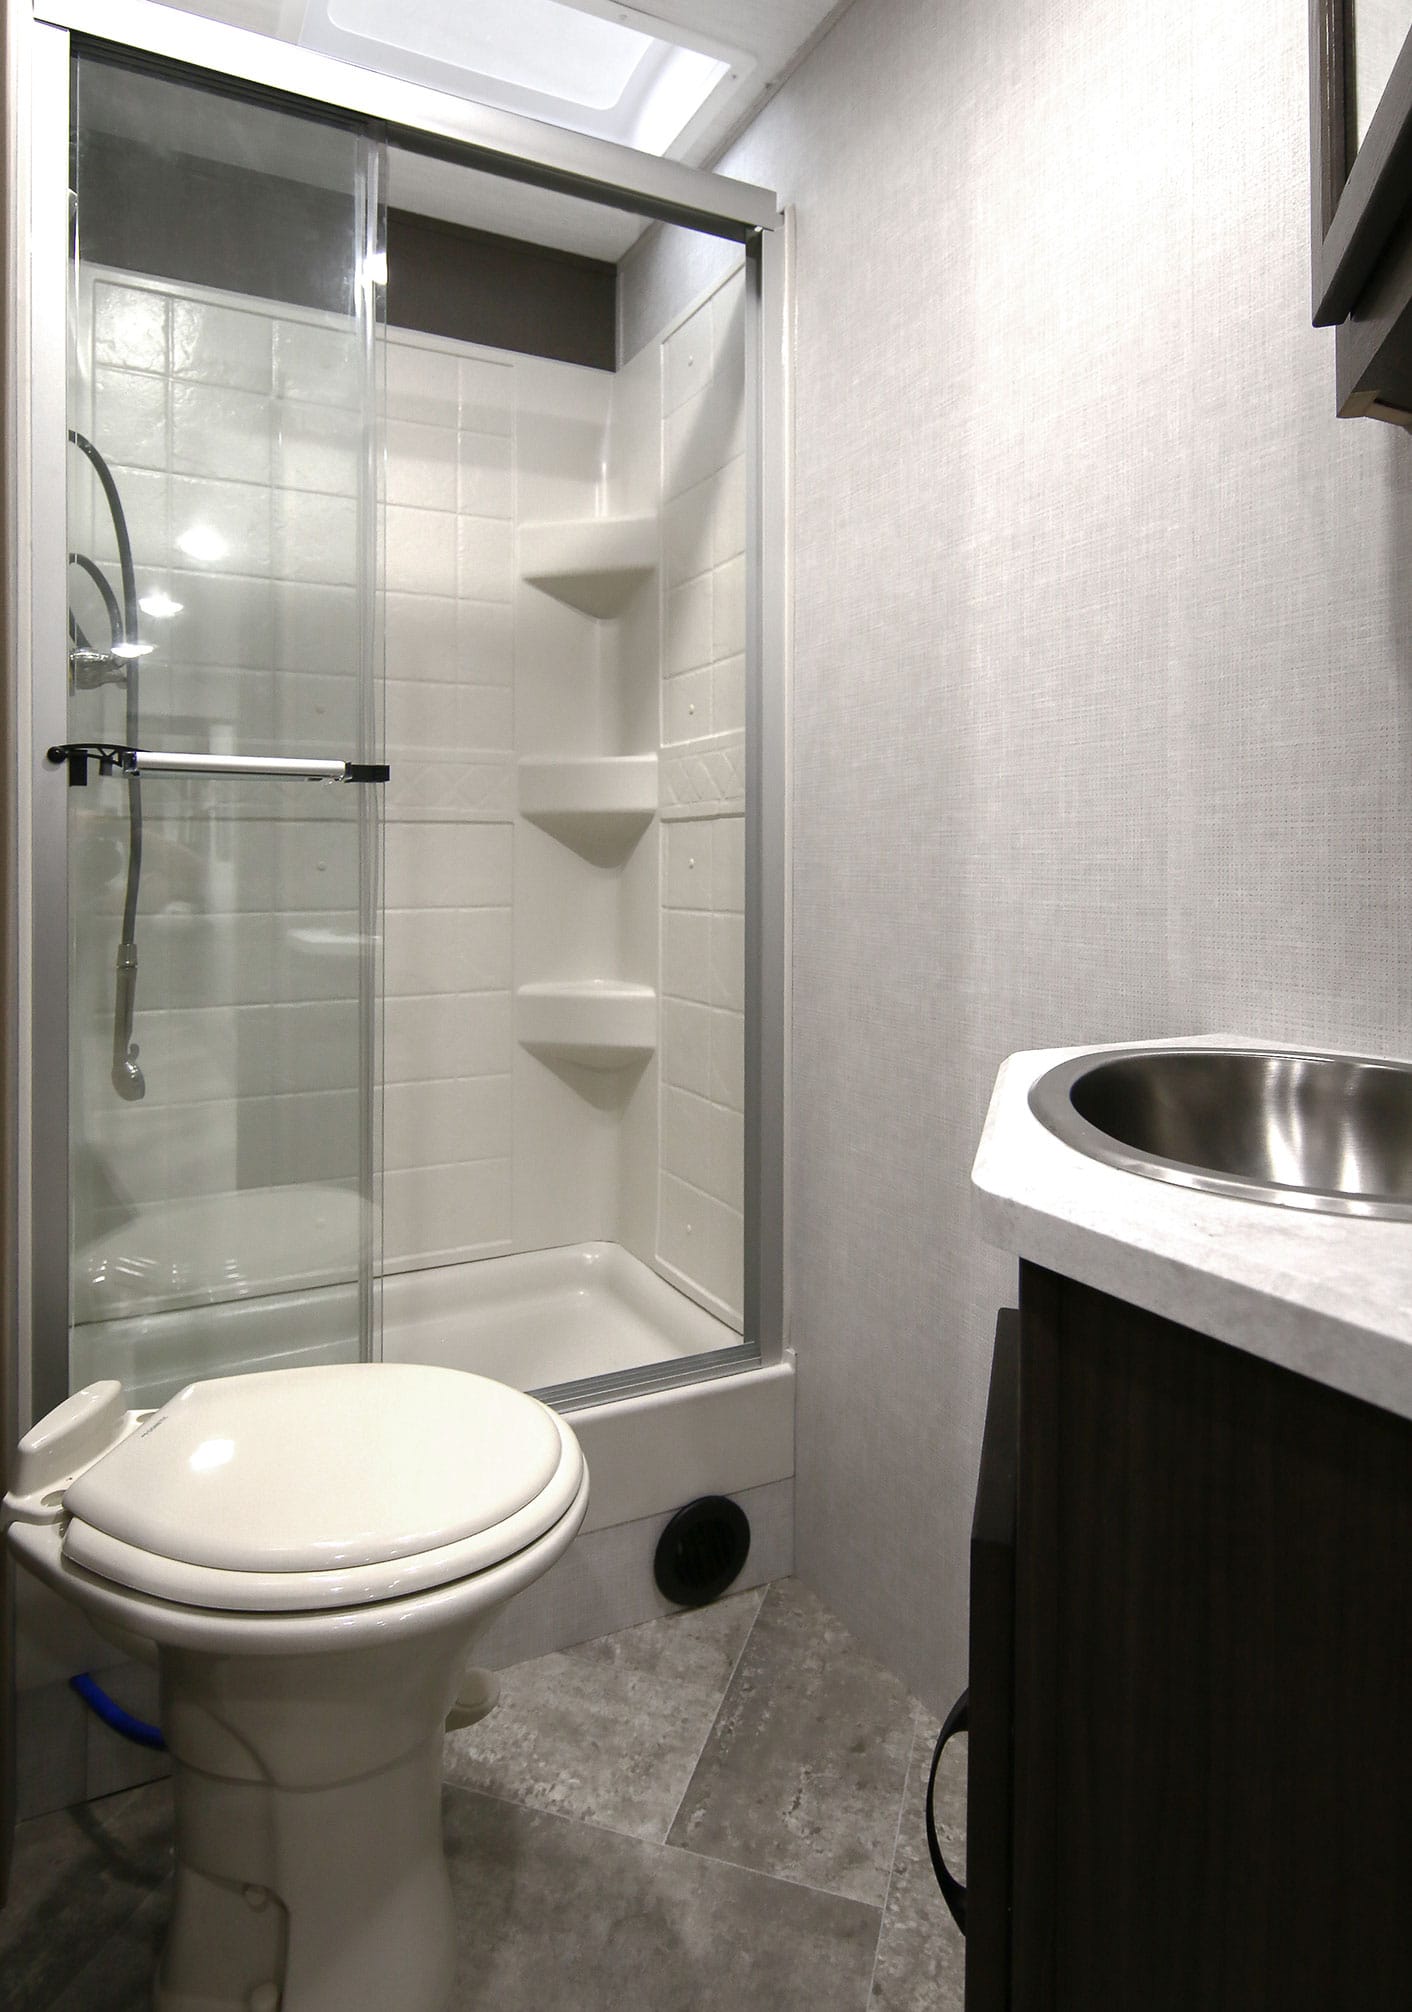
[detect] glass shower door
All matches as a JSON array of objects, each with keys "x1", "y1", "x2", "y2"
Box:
[{"x1": 63, "y1": 53, "x2": 385, "y2": 1404}]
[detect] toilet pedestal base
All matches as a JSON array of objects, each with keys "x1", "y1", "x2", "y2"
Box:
[
  {"x1": 157, "y1": 1733, "x2": 454, "y2": 2012},
  {"x1": 153, "y1": 1622, "x2": 493, "y2": 2012}
]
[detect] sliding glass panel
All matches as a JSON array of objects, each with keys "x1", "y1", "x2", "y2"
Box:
[
  {"x1": 66, "y1": 51, "x2": 384, "y2": 1404},
  {"x1": 371, "y1": 147, "x2": 756, "y2": 1404}
]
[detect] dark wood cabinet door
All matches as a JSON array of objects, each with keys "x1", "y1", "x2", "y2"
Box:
[{"x1": 1012, "y1": 1263, "x2": 1412, "y2": 2012}]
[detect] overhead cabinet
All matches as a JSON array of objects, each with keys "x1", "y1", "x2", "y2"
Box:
[{"x1": 1310, "y1": 0, "x2": 1412, "y2": 421}]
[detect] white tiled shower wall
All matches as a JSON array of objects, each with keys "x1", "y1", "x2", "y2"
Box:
[
  {"x1": 381, "y1": 336, "x2": 518, "y2": 1270},
  {"x1": 653, "y1": 271, "x2": 747, "y2": 1322},
  {"x1": 72, "y1": 265, "x2": 747, "y2": 1325}
]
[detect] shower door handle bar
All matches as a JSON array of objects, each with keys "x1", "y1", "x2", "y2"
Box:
[{"x1": 48, "y1": 743, "x2": 390, "y2": 786}]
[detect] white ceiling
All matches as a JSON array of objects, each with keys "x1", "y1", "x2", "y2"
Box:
[
  {"x1": 151, "y1": 0, "x2": 853, "y2": 169},
  {"x1": 137, "y1": 0, "x2": 854, "y2": 259}
]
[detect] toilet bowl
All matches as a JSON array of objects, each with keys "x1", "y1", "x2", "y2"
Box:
[{"x1": 4, "y1": 1362, "x2": 589, "y2": 2012}]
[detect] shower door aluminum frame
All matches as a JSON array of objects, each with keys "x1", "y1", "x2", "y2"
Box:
[{"x1": 16, "y1": 0, "x2": 789, "y2": 1426}]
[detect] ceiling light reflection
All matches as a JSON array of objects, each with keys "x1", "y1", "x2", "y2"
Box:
[
  {"x1": 139, "y1": 591, "x2": 183, "y2": 620},
  {"x1": 176, "y1": 526, "x2": 228, "y2": 564},
  {"x1": 189, "y1": 1437, "x2": 235, "y2": 1474}
]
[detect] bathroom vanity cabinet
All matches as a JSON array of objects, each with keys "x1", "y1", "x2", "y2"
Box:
[{"x1": 965, "y1": 1263, "x2": 1412, "y2": 2012}]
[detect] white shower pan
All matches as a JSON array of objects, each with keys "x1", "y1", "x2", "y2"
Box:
[
  {"x1": 378, "y1": 1241, "x2": 735, "y2": 1389},
  {"x1": 69, "y1": 1214, "x2": 793, "y2": 1538}
]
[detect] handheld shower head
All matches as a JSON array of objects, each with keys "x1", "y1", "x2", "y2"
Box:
[
  {"x1": 111, "y1": 943, "x2": 145, "y2": 1101},
  {"x1": 112, "y1": 1046, "x2": 145, "y2": 1101}
]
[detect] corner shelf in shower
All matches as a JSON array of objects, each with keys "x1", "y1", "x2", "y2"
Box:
[
  {"x1": 519, "y1": 516, "x2": 656, "y2": 617},
  {"x1": 518, "y1": 755, "x2": 657, "y2": 853},
  {"x1": 517, "y1": 981, "x2": 656, "y2": 1072}
]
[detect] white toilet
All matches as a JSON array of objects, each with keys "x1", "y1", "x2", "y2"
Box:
[{"x1": 4, "y1": 1361, "x2": 589, "y2": 2012}]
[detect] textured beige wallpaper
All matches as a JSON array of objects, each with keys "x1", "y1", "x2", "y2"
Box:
[{"x1": 705, "y1": 0, "x2": 1412, "y2": 1711}]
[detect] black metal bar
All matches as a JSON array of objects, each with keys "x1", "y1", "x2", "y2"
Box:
[{"x1": 47, "y1": 742, "x2": 131, "y2": 784}]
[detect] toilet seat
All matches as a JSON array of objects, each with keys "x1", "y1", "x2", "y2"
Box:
[
  {"x1": 34, "y1": 1364, "x2": 587, "y2": 1614},
  {"x1": 8, "y1": 1459, "x2": 590, "y2": 1660}
]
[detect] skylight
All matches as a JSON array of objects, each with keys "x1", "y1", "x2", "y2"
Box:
[
  {"x1": 300, "y1": 0, "x2": 745, "y2": 158},
  {"x1": 328, "y1": 0, "x2": 652, "y2": 112}
]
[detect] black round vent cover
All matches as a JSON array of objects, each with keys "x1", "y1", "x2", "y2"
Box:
[{"x1": 654, "y1": 1496, "x2": 751, "y2": 1608}]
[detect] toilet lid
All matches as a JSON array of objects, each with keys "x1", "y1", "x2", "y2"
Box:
[{"x1": 60, "y1": 1363, "x2": 584, "y2": 1612}]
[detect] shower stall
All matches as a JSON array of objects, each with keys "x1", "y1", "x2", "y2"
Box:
[{"x1": 13, "y1": 0, "x2": 790, "y2": 1713}]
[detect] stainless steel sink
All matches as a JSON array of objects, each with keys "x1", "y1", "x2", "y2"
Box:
[{"x1": 1027, "y1": 1046, "x2": 1412, "y2": 1220}]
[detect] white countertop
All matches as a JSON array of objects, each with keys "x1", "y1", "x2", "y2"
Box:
[{"x1": 972, "y1": 1037, "x2": 1412, "y2": 1421}]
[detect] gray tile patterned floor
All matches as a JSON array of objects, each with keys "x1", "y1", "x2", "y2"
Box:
[{"x1": 1, "y1": 1578, "x2": 967, "y2": 2010}]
